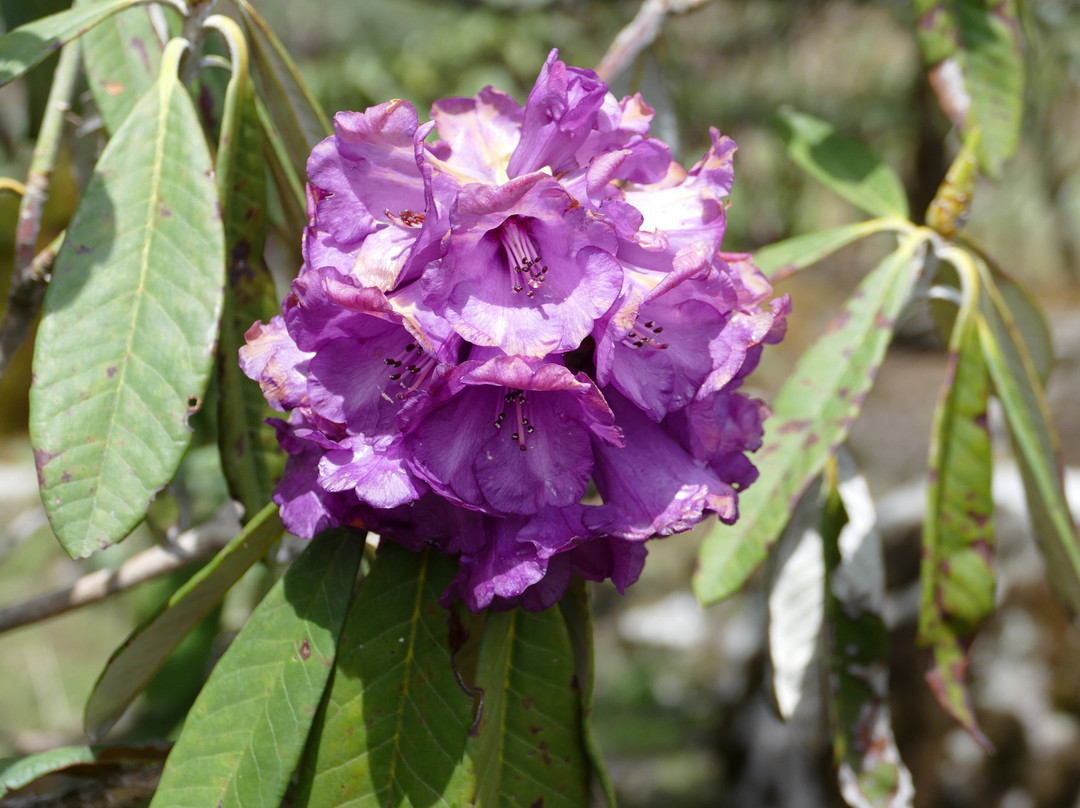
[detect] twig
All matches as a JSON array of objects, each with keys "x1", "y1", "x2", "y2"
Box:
[
  {"x1": 0, "y1": 40, "x2": 80, "y2": 381},
  {"x1": 0, "y1": 506, "x2": 241, "y2": 635},
  {"x1": 595, "y1": 0, "x2": 713, "y2": 84},
  {"x1": 0, "y1": 231, "x2": 64, "y2": 378}
]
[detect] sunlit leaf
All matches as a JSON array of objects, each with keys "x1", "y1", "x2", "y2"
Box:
[
  {"x1": 975, "y1": 261, "x2": 1080, "y2": 614},
  {"x1": 0, "y1": 0, "x2": 177, "y2": 88},
  {"x1": 150, "y1": 529, "x2": 361, "y2": 808},
  {"x1": 84, "y1": 503, "x2": 285, "y2": 740},
  {"x1": 919, "y1": 281, "x2": 994, "y2": 747},
  {"x1": 77, "y1": 0, "x2": 171, "y2": 135},
  {"x1": 30, "y1": 38, "x2": 225, "y2": 558},
  {"x1": 694, "y1": 232, "x2": 927, "y2": 605},
  {"x1": 468, "y1": 607, "x2": 590, "y2": 807},
  {"x1": 755, "y1": 219, "x2": 905, "y2": 282},
  {"x1": 776, "y1": 109, "x2": 910, "y2": 220},
  {"x1": 824, "y1": 459, "x2": 914, "y2": 808},
  {"x1": 296, "y1": 543, "x2": 475, "y2": 806},
  {"x1": 767, "y1": 480, "x2": 825, "y2": 734},
  {"x1": 209, "y1": 16, "x2": 285, "y2": 520}
]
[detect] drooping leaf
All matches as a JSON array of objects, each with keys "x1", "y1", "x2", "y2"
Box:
[
  {"x1": 919, "y1": 280, "x2": 994, "y2": 747},
  {"x1": 776, "y1": 109, "x2": 910, "y2": 220},
  {"x1": 77, "y1": 0, "x2": 172, "y2": 135},
  {"x1": 29, "y1": 38, "x2": 225, "y2": 558},
  {"x1": 0, "y1": 0, "x2": 177, "y2": 88},
  {"x1": 84, "y1": 503, "x2": 285, "y2": 740},
  {"x1": 766, "y1": 479, "x2": 826, "y2": 735},
  {"x1": 694, "y1": 232, "x2": 927, "y2": 605},
  {"x1": 0, "y1": 745, "x2": 169, "y2": 797},
  {"x1": 558, "y1": 578, "x2": 617, "y2": 807},
  {"x1": 209, "y1": 16, "x2": 285, "y2": 520},
  {"x1": 754, "y1": 219, "x2": 905, "y2": 282},
  {"x1": 975, "y1": 261, "x2": 1080, "y2": 614},
  {"x1": 149, "y1": 529, "x2": 361, "y2": 808},
  {"x1": 824, "y1": 459, "x2": 914, "y2": 808},
  {"x1": 468, "y1": 607, "x2": 590, "y2": 807},
  {"x1": 256, "y1": 92, "x2": 308, "y2": 256},
  {"x1": 914, "y1": 0, "x2": 1025, "y2": 176},
  {"x1": 236, "y1": 0, "x2": 330, "y2": 186},
  {"x1": 296, "y1": 543, "x2": 475, "y2": 807}
]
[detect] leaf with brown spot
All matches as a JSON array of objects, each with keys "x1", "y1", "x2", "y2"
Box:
[
  {"x1": 695, "y1": 232, "x2": 927, "y2": 604},
  {"x1": 919, "y1": 277, "x2": 994, "y2": 746},
  {"x1": 30, "y1": 39, "x2": 224, "y2": 558},
  {"x1": 77, "y1": 0, "x2": 174, "y2": 135},
  {"x1": 466, "y1": 603, "x2": 590, "y2": 808},
  {"x1": 975, "y1": 257, "x2": 1080, "y2": 614},
  {"x1": 149, "y1": 527, "x2": 359, "y2": 808}
]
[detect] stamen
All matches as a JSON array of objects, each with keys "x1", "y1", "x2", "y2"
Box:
[
  {"x1": 493, "y1": 388, "x2": 534, "y2": 450},
  {"x1": 498, "y1": 218, "x2": 548, "y2": 297},
  {"x1": 385, "y1": 341, "x2": 434, "y2": 399},
  {"x1": 621, "y1": 317, "x2": 669, "y2": 351}
]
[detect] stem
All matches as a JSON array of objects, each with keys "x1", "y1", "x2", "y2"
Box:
[
  {"x1": 595, "y1": 0, "x2": 713, "y2": 83},
  {"x1": 0, "y1": 231, "x2": 64, "y2": 379},
  {"x1": 0, "y1": 508, "x2": 239, "y2": 635}
]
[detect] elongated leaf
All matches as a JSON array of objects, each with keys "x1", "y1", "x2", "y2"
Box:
[
  {"x1": 150, "y1": 529, "x2": 361, "y2": 808},
  {"x1": 824, "y1": 462, "x2": 914, "y2": 808},
  {"x1": 558, "y1": 578, "x2": 617, "y2": 807},
  {"x1": 755, "y1": 219, "x2": 904, "y2": 282},
  {"x1": 84, "y1": 503, "x2": 285, "y2": 740},
  {"x1": 468, "y1": 607, "x2": 589, "y2": 807},
  {"x1": 919, "y1": 286, "x2": 994, "y2": 746},
  {"x1": 210, "y1": 17, "x2": 285, "y2": 520},
  {"x1": 78, "y1": 0, "x2": 170, "y2": 135},
  {"x1": 30, "y1": 38, "x2": 226, "y2": 558},
  {"x1": 297, "y1": 543, "x2": 475, "y2": 807},
  {"x1": 777, "y1": 109, "x2": 910, "y2": 220},
  {"x1": 237, "y1": 0, "x2": 330, "y2": 186},
  {"x1": 0, "y1": 0, "x2": 175, "y2": 87},
  {"x1": 915, "y1": 1, "x2": 1024, "y2": 176},
  {"x1": 694, "y1": 233, "x2": 926, "y2": 604},
  {"x1": 0, "y1": 745, "x2": 169, "y2": 797},
  {"x1": 767, "y1": 480, "x2": 825, "y2": 735},
  {"x1": 975, "y1": 263, "x2": 1080, "y2": 613}
]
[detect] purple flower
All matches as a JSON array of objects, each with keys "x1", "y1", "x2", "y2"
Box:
[{"x1": 242, "y1": 49, "x2": 788, "y2": 611}]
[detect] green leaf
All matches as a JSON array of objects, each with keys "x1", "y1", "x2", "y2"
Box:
[
  {"x1": 77, "y1": 0, "x2": 171, "y2": 135},
  {"x1": 754, "y1": 218, "x2": 906, "y2": 281},
  {"x1": 957, "y1": 0, "x2": 1024, "y2": 175},
  {"x1": 914, "y1": 1, "x2": 1025, "y2": 176},
  {"x1": 84, "y1": 503, "x2": 285, "y2": 741},
  {"x1": 296, "y1": 543, "x2": 475, "y2": 807},
  {"x1": 823, "y1": 463, "x2": 914, "y2": 807},
  {"x1": 237, "y1": 0, "x2": 330, "y2": 187},
  {"x1": 29, "y1": 38, "x2": 226, "y2": 558},
  {"x1": 919, "y1": 283, "x2": 994, "y2": 747},
  {"x1": 975, "y1": 261, "x2": 1080, "y2": 614},
  {"x1": 150, "y1": 529, "x2": 361, "y2": 808},
  {"x1": 0, "y1": 0, "x2": 176, "y2": 88},
  {"x1": 0, "y1": 745, "x2": 169, "y2": 797},
  {"x1": 468, "y1": 607, "x2": 590, "y2": 807},
  {"x1": 558, "y1": 579, "x2": 617, "y2": 807},
  {"x1": 694, "y1": 232, "x2": 927, "y2": 605},
  {"x1": 209, "y1": 17, "x2": 285, "y2": 520},
  {"x1": 776, "y1": 109, "x2": 910, "y2": 220}
]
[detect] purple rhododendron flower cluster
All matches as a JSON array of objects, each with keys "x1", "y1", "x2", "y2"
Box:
[{"x1": 241, "y1": 50, "x2": 789, "y2": 612}]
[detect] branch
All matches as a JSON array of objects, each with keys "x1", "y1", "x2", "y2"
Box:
[
  {"x1": 0, "y1": 40, "x2": 80, "y2": 381},
  {"x1": 0, "y1": 231, "x2": 63, "y2": 378},
  {"x1": 595, "y1": 0, "x2": 713, "y2": 83},
  {"x1": 0, "y1": 506, "x2": 241, "y2": 635}
]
